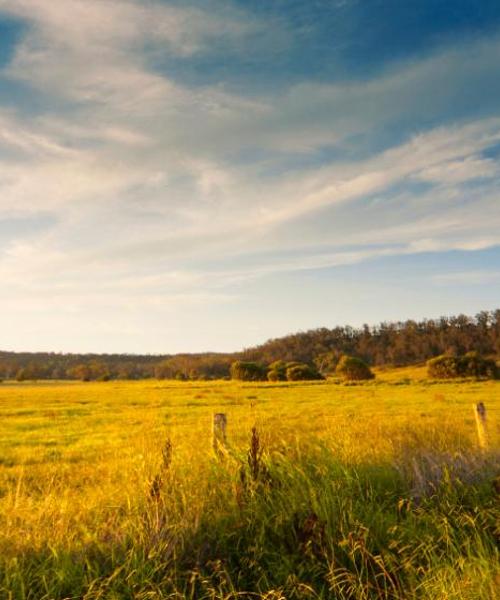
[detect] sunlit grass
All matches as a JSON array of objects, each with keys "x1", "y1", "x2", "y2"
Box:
[{"x1": 0, "y1": 370, "x2": 498, "y2": 599}]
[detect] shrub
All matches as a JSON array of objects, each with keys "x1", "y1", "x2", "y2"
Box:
[
  {"x1": 426, "y1": 355, "x2": 458, "y2": 379},
  {"x1": 313, "y1": 350, "x2": 342, "y2": 376},
  {"x1": 267, "y1": 370, "x2": 281, "y2": 382},
  {"x1": 459, "y1": 351, "x2": 497, "y2": 378},
  {"x1": 267, "y1": 360, "x2": 288, "y2": 381},
  {"x1": 230, "y1": 361, "x2": 267, "y2": 382},
  {"x1": 427, "y1": 352, "x2": 498, "y2": 379},
  {"x1": 15, "y1": 368, "x2": 31, "y2": 382},
  {"x1": 67, "y1": 364, "x2": 92, "y2": 381},
  {"x1": 286, "y1": 363, "x2": 323, "y2": 381},
  {"x1": 335, "y1": 355, "x2": 374, "y2": 381}
]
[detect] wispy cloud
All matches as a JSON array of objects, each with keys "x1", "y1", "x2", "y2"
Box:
[
  {"x1": 0, "y1": 0, "x2": 499, "y2": 351},
  {"x1": 433, "y1": 271, "x2": 500, "y2": 285}
]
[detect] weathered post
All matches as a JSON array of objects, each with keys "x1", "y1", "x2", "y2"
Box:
[
  {"x1": 213, "y1": 413, "x2": 228, "y2": 457},
  {"x1": 474, "y1": 402, "x2": 488, "y2": 451}
]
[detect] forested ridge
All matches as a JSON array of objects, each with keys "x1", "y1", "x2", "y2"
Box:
[
  {"x1": 242, "y1": 310, "x2": 500, "y2": 366},
  {"x1": 1, "y1": 310, "x2": 499, "y2": 381}
]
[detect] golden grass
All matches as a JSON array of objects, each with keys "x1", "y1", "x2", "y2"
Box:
[{"x1": 0, "y1": 369, "x2": 498, "y2": 598}]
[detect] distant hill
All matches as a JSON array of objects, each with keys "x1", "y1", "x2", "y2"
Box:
[
  {"x1": 1, "y1": 310, "x2": 498, "y2": 380},
  {"x1": 242, "y1": 309, "x2": 500, "y2": 367}
]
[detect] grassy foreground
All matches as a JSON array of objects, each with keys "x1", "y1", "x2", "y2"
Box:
[{"x1": 0, "y1": 368, "x2": 498, "y2": 599}]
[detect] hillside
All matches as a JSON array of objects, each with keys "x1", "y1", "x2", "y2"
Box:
[{"x1": 1, "y1": 310, "x2": 499, "y2": 381}]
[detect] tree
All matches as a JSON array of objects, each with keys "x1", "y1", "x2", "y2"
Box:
[
  {"x1": 427, "y1": 352, "x2": 497, "y2": 379},
  {"x1": 313, "y1": 350, "x2": 342, "y2": 376},
  {"x1": 230, "y1": 361, "x2": 267, "y2": 381},
  {"x1": 15, "y1": 364, "x2": 41, "y2": 381},
  {"x1": 286, "y1": 363, "x2": 323, "y2": 381},
  {"x1": 336, "y1": 356, "x2": 374, "y2": 381},
  {"x1": 267, "y1": 369, "x2": 281, "y2": 381},
  {"x1": 267, "y1": 360, "x2": 288, "y2": 381},
  {"x1": 67, "y1": 364, "x2": 92, "y2": 381}
]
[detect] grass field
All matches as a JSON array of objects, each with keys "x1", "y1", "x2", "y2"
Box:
[{"x1": 0, "y1": 368, "x2": 499, "y2": 599}]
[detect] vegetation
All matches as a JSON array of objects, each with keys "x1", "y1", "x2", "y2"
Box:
[
  {"x1": 286, "y1": 362, "x2": 323, "y2": 381},
  {"x1": 0, "y1": 371, "x2": 498, "y2": 599},
  {"x1": 336, "y1": 355, "x2": 375, "y2": 381},
  {"x1": 267, "y1": 360, "x2": 288, "y2": 381},
  {"x1": 427, "y1": 352, "x2": 498, "y2": 379},
  {"x1": 243, "y1": 309, "x2": 500, "y2": 367},
  {"x1": 266, "y1": 360, "x2": 323, "y2": 381},
  {"x1": 230, "y1": 360, "x2": 267, "y2": 381},
  {"x1": 1, "y1": 310, "x2": 499, "y2": 381},
  {"x1": 155, "y1": 354, "x2": 233, "y2": 380}
]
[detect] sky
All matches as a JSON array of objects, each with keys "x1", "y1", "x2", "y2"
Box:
[{"x1": 0, "y1": 0, "x2": 499, "y2": 354}]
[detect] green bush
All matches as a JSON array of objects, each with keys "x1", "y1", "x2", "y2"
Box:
[
  {"x1": 267, "y1": 369, "x2": 281, "y2": 382},
  {"x1": 336, "y1": 355, "x2": 374, "y2": 381},
  {"x1": 267, "y1": 360, "x2": 288, "y2": 381},
  {"x1": 427, "y1": 352, "x2": 497, "y2": 379},
  {"x1": 230, "y1": 361, "x2": 267, "y2": 381},
  {"x1": 285, "y1": 363, "x2": 323, "y2": 381},
  {"x1": 460, "y1": 351, "x2": 497, "y2": 378},
  {"x1": 426, "y1": 355, "x2": 458, "y2": 378}
]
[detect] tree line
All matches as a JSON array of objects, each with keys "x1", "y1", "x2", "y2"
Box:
[
  {"x1": 1, "y1": 310, "x2": 499, "y2": 381},
  {"x1": 242, "y1": 310, "x2": 500, "y2": 368}
]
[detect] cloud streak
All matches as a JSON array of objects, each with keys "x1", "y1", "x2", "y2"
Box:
[{"x1": 0, "y1": 0, "x2": 499, "y2": 351}]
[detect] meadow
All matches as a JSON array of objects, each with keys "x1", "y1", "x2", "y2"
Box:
[{"x1": 0, "y1": 367, "x2": 498, "y2": 599}]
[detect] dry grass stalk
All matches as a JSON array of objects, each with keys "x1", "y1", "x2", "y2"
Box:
[
  {"x1": 149, "y1": 437, "x2": 173, "y2": 501},
  {"x1": 395, "y1": 446, "x2": 500, "y2": 502}
]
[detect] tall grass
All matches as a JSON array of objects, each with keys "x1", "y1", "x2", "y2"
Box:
[{"x1": 0, "y1": 373, "x2": 498, "y2": 599}]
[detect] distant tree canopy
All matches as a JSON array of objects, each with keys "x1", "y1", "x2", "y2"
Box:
[
  {"x1": 67, "y1": 361, "x2": 110, "y2": 382},
  {"x1": 230, "y1": 361, "x2": 267, "y2": 381},
  {"x1": 155, "y1": 354, "x2": 232, "y2": 381},
  {"x1": 286, "y1": 363, "x2": 323, "y2": 381},
  {"x1": 427, "y1": 352, "x2": 498, "y2": 380},
  {"x1": 266, "y1": 360, "x2": 323, "y2": 381},
  {"x1": 242, "y1": 310, "x2": 500, "y2": 367},
  {"x1": 267, "y1": 360, "x2": 288, "y2": 381},
  {"x1": 0, "y1": 310, "x2": 498, "y2": 381},
  {"x1": 313, "y1": 350, "x2": 343, "y2": 376},
  {"x1": 0, "y1": 352, "x2": 160, "y2": 382},
  {"x1": 336, "y1": 356, "x2": 374, "y2": 381}
]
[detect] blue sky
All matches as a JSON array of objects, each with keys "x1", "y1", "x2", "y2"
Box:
[{"x1": 0, "y1": 0, "x2": 499, "y2": 353}]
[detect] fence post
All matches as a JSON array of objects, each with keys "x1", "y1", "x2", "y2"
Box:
[
  {"x1": 474, "y1": 402, "x2": 488, "y2": 451},
  {"x1": 213, "y1": 413, "x2": 228, "y2": 457}
]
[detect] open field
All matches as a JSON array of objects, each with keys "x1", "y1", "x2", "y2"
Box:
[{"x1": 0, "y1": 368, "x2": 499, "y2": 599}]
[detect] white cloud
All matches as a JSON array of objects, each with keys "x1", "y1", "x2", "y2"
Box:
[
  {"x1": 0, "y1": 1, "x2": 499, "y2": 350},
  {"x1": 414, "y1": 157, "x2": 498, "y2": 185}
]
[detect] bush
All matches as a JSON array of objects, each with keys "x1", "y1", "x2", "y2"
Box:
[
  {"x1": 267, "y1": 360, "x2": 288, "y2": 381},
  {"x1": 460, "y1": 351, "x2": 497, "y2": 378},
  {"x1": 267, "y1": 369, "x2": 281, "y2": 382},
  {"x1": 314, "y1": 350, "x2": 342, "y2": 376},
  {"x1": 427, "y1": 352, "x2": 498, "y2": 379},
  {"x1": 336, "y1": 356, "x2": 374, "y2": 381},
  {"x1": 285, "y1": 363, "x2": 323, "y2": 381},
  {"x1": 230, "y1": 361, "x2": 267, "y2": 382},
  {"x1": 15, "y1": 368, "x2": 31, "y2": 382},
  {"x1": 426, "y1": 355, "x2": 458, "y2": 379}
]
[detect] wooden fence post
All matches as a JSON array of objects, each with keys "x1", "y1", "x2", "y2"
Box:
[
  {"x1": 474, "y1": 402, "x2": 488, "y2": 451},
  {"x1": 213, "y1": 413, "x2": 228, "y2": 457}
]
